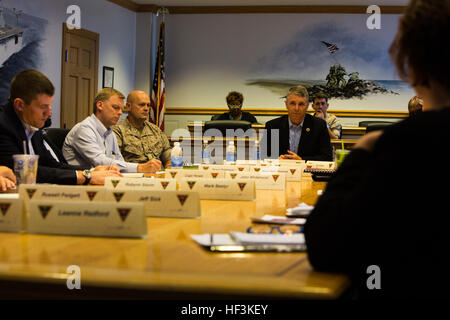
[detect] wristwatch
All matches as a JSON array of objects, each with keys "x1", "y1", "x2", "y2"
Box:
[{"x1": 82, "y1": 169, "x2": 92, "y2": 185}]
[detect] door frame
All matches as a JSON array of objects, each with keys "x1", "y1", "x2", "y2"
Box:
[{"x1": 60, "y1": 23, "x2": 99, "y2": 128}]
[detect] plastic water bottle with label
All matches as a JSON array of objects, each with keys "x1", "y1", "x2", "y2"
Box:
[
  {"x1": 252, "y1": 140, "x2": 260, "y2": 160},
  {"x1": 171, "y1": 142, "x2": 183, "y2": 168},
  {"x1": 202, "y1": 138, "x2": 211, "y2": 164},
  {"x1": 226, "y1": 141, "x2": 236, "y2": 163}
]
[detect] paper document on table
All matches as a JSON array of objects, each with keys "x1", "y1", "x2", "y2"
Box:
[
  {"x1": 251, "y1": 215, "x2": 306, "y2": 225},
  {"x1": 230, "y1": 232, "x2": 305, "y2": 245},
  {"x1": 191, "y1": 234, "x2": 236, "y2": 246}
]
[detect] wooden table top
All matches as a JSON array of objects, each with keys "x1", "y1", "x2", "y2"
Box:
[{"x1": 0, "y1": 177, "x2": 350, "y2": 299}]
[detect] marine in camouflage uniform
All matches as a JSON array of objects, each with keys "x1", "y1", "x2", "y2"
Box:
[{"x1": 112, "y1": 90, "x2": 171, "y2": 168}]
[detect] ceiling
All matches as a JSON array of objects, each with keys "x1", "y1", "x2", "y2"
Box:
[{"x1": 131, "y1": 0, "x2": 409, "y2": 5}]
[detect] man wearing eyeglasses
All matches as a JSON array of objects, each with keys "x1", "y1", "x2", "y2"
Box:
[
  {"x1": 112, "y1": 90, "x2": 172, "y2": 169},
  {"x1": 213, "y1": 91, "x2": 258, "y2": 123}
]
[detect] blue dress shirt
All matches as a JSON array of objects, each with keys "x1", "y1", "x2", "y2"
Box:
[{"x1": 288, "y1": 118, "x2": 304, "y2": 153}]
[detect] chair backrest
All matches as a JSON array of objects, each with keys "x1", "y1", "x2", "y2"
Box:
[
  {"x1": 358, "y1": 120, "x2": 394, "y2": 127},
  {"x1": 203, "y1": 120, "x2": 252, "y2": 137},
  {"x1": 44, "y1": 128, "x2": 70, "y2": 151},
  {"x1": 365, "y1": 122, "x2": 393, "y2": 133}
]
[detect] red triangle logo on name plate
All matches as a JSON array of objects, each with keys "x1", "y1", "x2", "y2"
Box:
[
  {"x1": 238, "y1": 167, "x2": 245, "y2": 172},
  {"x1": 202, "y1": 166, "x2": 209, "y2": 170},
  {"x1": 111, "y1": 180, "x2": 120, "y2": 188},
  {"x1": 117, "y1": 208, "x2": 131, "y2": 222},
  {"x1": 38, "y1": 205, "x2": 52, "y2": 219},
  {"x1": 211, "y1": 172, "x2": 219, "y2": 179},
  {"x1": 272, "y1": 174, "x2": 280, "y2": 182},
  {"x1": 254, "y1": 167, "x2": 261, "y2": 172},
  {"x1": 177, "y1": 194, "x2": 189, "y2": 206},
  {"x1": 26, "y1": 188, "x2": 37, "y2": 199},
  {"x1": 160, "y1": 181, "x2": 169, "y2": 190},
  {"x1": 238, "y1": 183, "x2": 247, "y2": 192},
  {"x1": 230, "y1": 173, "x2": 238, "y2": 179},
  {"x1": 113, "y1": 192, "x2": 125, "y2": 202},
  {"x1": 170, "y1": 171, "x2": 178, "y2": 178},
  {"x1": 0, "y1": 203, "x2": 11, "y2": 216},
  {"x1": 86, "y1": 191, "x2": 98, "y2": 201},
  {"x1": 290, "y1": 169, "x2": 297, "y2": 175},
  {"x1": 187, "y1": 181, "x2": 196, "y2": 190}
]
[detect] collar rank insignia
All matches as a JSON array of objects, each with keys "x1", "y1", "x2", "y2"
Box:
[
  {"x1": 117, "y1": 208, "x2": 131, "y2": 222},
  {"x1": 238, "y1": 182, "x2": 247, "y2": 191},
  {"x1": 86, "y1": 191, "x2": 97, "y2": 201},
  {"x1": 26, "y1": 188, "x2": 37, "y2": 199},
  {"x1": 0, "y1": 203, "x2": 11, "y2": 216},
  {"x1": 177, "y1": 194, "x2": 189, "y2": 206},
  {"x1": 113, "y1": 192, "x2": 125, "y2": 202},
  {"x1": 38, "y1": 205, "x2": 52, "y2": 219}
]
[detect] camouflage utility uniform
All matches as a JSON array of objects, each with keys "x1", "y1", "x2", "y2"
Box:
[
  {"x1": 113, "y1": 118, "x2": 171, "y2": 165},
  {"x1": 325, "y1": 113, "x2": 342, "y2": 139}
]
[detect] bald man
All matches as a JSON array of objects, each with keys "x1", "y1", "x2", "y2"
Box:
[{"x1": 113, "y1": 90, "x2": 172, "y2": 168}]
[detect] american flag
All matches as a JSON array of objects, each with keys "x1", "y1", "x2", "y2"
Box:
[
  {"x1": 321, "y1": 41, "x2": 339, "y2": 54},
  {"x1": 150, "y1": 21, "x2": 166, "y2": 130}
]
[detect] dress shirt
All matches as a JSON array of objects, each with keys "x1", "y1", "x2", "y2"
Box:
[
  {"x1": 63, "y1": 114, "x2": 138, "y2": 172},
  {"x1": 21, "y1": 122, "x2": 38, "y2": 155},
  {"x1": 288, "y1": 118, "x2": 304, "y2": 153}
]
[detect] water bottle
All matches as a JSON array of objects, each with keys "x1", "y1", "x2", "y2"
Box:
[
  {"x1": 202, "y1": 139, "x2": 211, "y2": 164},
  {"x1": 226, "y1": 141, "x2": 236, "y2": 163},
  {"x1": 252, "y1": 140, "x2": 260, "y2": 160},
  {"x1": 171, "y1": 142, "x2": 183, "y2": 168}
]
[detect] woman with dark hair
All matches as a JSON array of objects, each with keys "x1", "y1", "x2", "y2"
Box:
[{"x1": 304, "y1": 0, "x2": 450, "y2": 299}]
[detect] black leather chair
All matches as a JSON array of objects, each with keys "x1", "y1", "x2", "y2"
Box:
[
  {"x1": 44, "y1": 128, "x2": 70, "y2": 152},
  {"x1": 365, "y1": 122, "x2": 394, "y2": 133},
  {"x1": 203, "y1": 120, "x2": 253, "y2": 138}
]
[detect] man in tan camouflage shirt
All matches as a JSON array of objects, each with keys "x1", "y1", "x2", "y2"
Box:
[
  {"x1": 311, "y1": 93, "x2": 342, "y2": 139},
  {"x1": 113, "y1": 90, "x2": 172, "y2": 168}
]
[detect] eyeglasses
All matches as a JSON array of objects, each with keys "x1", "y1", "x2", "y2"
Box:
[
  {"x1": 246, "y1": 225, "x2": 302, "y2": 235},
  {"x1": 228, "y1": 104, "x2": 242, "y2": 108}
]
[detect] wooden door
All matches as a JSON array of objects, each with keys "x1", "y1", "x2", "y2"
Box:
[{"x1": 60, "y1": 23, "x2": 99, "y2": 129}]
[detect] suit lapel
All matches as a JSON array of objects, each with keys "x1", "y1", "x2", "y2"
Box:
[
  {"x1": 297, "y1": 114, "x2": 312, "y2": 155},
  {"x1": 280, "y1": 116, "x2": 290, "y2": 154}
]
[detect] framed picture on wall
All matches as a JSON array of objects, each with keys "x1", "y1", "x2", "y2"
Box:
[{"x1": 102, "y1": 66, "x2": 114, "y2": 88}]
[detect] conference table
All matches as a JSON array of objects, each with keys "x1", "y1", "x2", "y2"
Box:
[{"x1": 0, "y1": 176, "x2": 350, "y2": 299}]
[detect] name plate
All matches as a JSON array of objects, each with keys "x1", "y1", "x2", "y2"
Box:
[
  {"x1": 165, "y1": 169, "x2": 224, "y2": 180},
  {"x1": 0, "y1": 194, "x2": 23, "y2": 233},
  {"x1": 225, "y1": 172, "x2": 286, "y2": 190},
  {"x1": 306, "y1": 161, "x2": 336, "y2": 170},
  {"x1": 19, "y1": 184, "x2": 106, "y2": 202},
  {"x1": 105, "y1": 177, "x2": 176, "y2": 191},
  {"x1": 178, "y1": 179, "x2": 255, "y2": 201},
  {"x1": 28, "y1": 200, "x2": 146, "y2": 238},
  {"x1": 104, "y1": 189, "x2": 200, "y2": 218},
  {"x1": 199, "y1": 164, "x2": 249, "y2": 172},
  {"x1": 258, "y1": 165, "x2": 305, "y2": 181},
  {"x1": 263, "y1": 159, "x2": 306, "y2": 166}
]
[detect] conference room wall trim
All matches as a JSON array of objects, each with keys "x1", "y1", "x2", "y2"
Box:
[
  {"x1": 165, "y1": 108, "x2": 408, "y2": 118},
  {"x1": 107, "y1": 1, "x2": 406, "y2": 14}
]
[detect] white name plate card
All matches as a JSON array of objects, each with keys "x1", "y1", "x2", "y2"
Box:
[
  {"x1": 178, "y1": 179, "x2": 255, "y2": 201},
  {"x1": 165, "y1": 169, "x2": 224, "y2": 180},
  {"x1": 28, "y1": 200, "x2": 146, "y2": 238},
  {"x1": 225, "y1": 172, "x2": 286, "y2": 190},
  {"x1": 103, "y1": 190, "x2": 200, "y2": 218},
  {"x1": 258, "y1": 165, "x2": 304, "y2": 181},
  {"x1": 0, "y1": 194, "x2": 23, "y2": 233},
  {"x1": 19, "y1": 184, "x2": 106, "y2": 205},
  {"x1": 235, "y1": 160, "x2": 263, "y2": 166},
  {"x1": 263, "y1": 159, "x2": 306, "y2": 166},
  {"x1": 105, "y1": 177, "x2": 176, "y2": 191},
  {"x1": 199, "y1": 164, "x2": 249, "y2": 172},
  {"x1": 306, "y1": 161, "x2": 336, "y2": 170}
]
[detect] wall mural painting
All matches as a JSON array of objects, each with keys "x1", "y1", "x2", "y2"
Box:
[{"x1": 0, "y1": 1, "x2": 47, "y2": 104}]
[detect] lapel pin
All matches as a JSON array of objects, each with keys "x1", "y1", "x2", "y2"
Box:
[{"x1": 306, "y1": 128, "x2": 310, "y2": 132}]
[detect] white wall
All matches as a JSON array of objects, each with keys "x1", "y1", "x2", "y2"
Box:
[{"x1": 1, "y1": 0, "x2": 136, "y2": 128}]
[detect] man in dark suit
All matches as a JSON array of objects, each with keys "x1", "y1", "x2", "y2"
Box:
[
  {"x1": 261, "y1": 85, "x2": 332, "y2": 161},
  {"x1": 0, "y1": 69, "x2": 121, "y2": 185}
]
